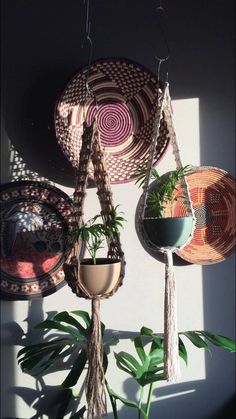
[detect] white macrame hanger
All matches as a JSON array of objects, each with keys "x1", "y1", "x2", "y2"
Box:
[{"x1": 138, "y1": 2, "x2": 196, "y2": 382}]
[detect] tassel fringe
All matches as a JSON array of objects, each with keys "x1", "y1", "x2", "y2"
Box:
[
  {"x1": 164, "y1": 249, "x2": 181, "y2": 382},
  {"x1": 86, "y1": 297, "x2": 107, "y2": 419}
]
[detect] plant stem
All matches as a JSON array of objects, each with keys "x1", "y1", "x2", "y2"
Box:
[
  {"x1": 138, "y1": 386, "x2": 144, "y2": 419},
  {"x1": 145, "y1": 383, "x2": 154, "y2": 417},
  {"x1": 105, "y1": 381, "x2": 119, "y2": 419}
]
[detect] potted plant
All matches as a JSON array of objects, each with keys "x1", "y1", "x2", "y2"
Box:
[
  {"x1": 68, "y1": 205, "x2": 125, "y2": 296},
  {"x1": 134, "y1": 165, "x2": 194, "y2": 248}
]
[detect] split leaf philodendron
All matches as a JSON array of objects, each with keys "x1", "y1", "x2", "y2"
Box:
[{"x1": 17, "y1": 311, "x2": 235, "y2": 418}]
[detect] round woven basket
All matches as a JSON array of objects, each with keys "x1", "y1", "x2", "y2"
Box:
[
  {"x1": 54, "y1": 58, "x2": 169, "y2": 184},
  {"x1": 167, "y1": 167, "x2": 236, "y2": 264},
  {"x1": 0, "y1": 181, "x2": 74, "y2": 299}
]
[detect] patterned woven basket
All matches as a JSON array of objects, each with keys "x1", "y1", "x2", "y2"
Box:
[
  {"x1": 167, "y1": 167, "x2": 236, "y2": 264},
  {"x1": 55, "y1": 58, "x2": 169, "y2": 184}
]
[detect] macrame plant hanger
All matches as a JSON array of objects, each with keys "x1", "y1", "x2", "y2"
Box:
[
  {"x1": 137, "y1": 7, "x2": 196, "y2": 381},
  {"x1": 138, "y1": 80, "x2": 195, "y2": 382},
  {"x1": 63, "y1": 2, "x2": 125, "y2": 418},
  {"x1": 64, "y1": 120, "x2": 125, "y2": 418}
]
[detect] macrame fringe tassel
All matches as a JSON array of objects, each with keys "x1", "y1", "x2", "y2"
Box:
[
  {"x1": 86, "y1": 297, "x2": 107, "y2": 419},
  {"x1": 164, "y1": 249, "x2": 181, "y2": 382}
]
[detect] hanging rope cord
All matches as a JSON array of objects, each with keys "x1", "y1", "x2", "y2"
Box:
[
  {"x1": 137, "y1": 82, "x2": 196, "y2": 382},
  {"x1": 137, "y1": 3, "x2": 196, "y2": 382}
]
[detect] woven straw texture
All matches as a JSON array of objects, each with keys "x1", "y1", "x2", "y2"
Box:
[
  {"x1": 55, "y1": 58, "x2": 169, "y2": 184},
  {"x1": 0, "y1": 181, "x2": 73, "y2": 299},
  {"x1": 166, "y1": 167, "x2": 236, "y2": 264}
]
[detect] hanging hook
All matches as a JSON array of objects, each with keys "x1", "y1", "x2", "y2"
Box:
[
  {"x1": 156, "y1": 0, "x2": 164, "y2": 11},
  {"x1": 81, "y1": 0, "x2": 93, "y2": 98},
  {"x1": 154, "y1": 1, "x2": 170, "y2": 82}
]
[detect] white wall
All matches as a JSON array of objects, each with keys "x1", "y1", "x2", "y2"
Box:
[{"x1": 2, "y1": 98, "x2": 234, "y2": 419}]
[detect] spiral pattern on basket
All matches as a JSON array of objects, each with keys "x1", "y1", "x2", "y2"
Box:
[{"x1": 87, "y1": 102, "x2": 133, "y2": 149}]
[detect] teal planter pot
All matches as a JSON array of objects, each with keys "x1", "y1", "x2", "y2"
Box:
[{"x1": 143, "y1": 216, "x2": 194, "y2": 248}]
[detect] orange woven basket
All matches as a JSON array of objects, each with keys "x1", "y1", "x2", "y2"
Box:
[{"x1": 167, "y1": 167, "x2": 236, "y2": 264}]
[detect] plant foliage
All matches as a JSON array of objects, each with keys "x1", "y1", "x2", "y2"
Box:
[
  {"x1": 108, "y1": 326, "x2": 235, "y2": 418},
  {"x1": 132, "y1": 164, "x2": 193, "y2": 217},
  {"x1": 17, "y1": 312, "x2": 235, "y2": 419},
  {"x1": 17, "y1": 310, "x2": 118, "y2": 418},
  {"x1": 68, "y1": 206, "x2": 125, "y2": 264}
]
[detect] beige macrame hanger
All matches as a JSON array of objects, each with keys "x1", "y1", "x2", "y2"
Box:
[{"x1": 64, "y1": 119, "x2": 125, "y2": 418}]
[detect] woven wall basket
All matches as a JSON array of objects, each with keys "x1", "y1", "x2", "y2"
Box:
[
  {"x1": 54, "y1": 58, "x2": 169, "y2": 184},
  {"x1": 167, "y1": 167, "x2": 236, "y2": 264},
  {"x1": 0, "y1": 181, "x2": 73, "y2": 300}
]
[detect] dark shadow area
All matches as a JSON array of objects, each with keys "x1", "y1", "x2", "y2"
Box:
[
  {"x1": 1, "y1": 304, "x2": 86, "y2": 419},
  {"x1": 0, "y1": 302, "x2": 17, "y2": 419}
]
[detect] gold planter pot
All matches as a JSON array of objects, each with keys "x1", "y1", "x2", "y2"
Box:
[{"x1": 80, "y1": 258, "x2": 121, "y2": 296}]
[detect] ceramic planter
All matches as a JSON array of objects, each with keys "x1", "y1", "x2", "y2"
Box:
[
  {"x1": 79, "y1": 258, "x2": 121, "y2": 296},
  {"x1": 143, "y1": 216, "x2": 194, "y2": 248}
]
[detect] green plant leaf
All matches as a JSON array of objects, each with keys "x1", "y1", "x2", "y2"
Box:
[
  {"x1": 53, "y1": 312, "x2": 87, "y2": 336},
  {"x1": 148, "y1": 340, "x2": 164, "y2": 363},
  {"x1": 180, "y1": 332, "x2": 210, "y2": 350},
  {"x1": 103, "y1": 352, "x2": 108, "y2": 374},
  {"x1": 198, "y1": 331, "x2": 236, "y2": 352},
  {"x1": 134, "y1": 336, "x2": 146, "y2": 364},
  {"x1": 19, "y1": 348, "x2": 56, "y2": 371},
  {"x1": 107, "y1": 387, "x2": 148, "y2": 418},
  {"x1": 17, "y1": 338, "x2": 72, "y2": 358},
  {"x1": 61, "y1": 349, "x2": 87, "y2": 388},
  {"x1": 38, "y1": 345, "x2": 76, "y2": 373},
  {"x1": 138, "y1": 371, "x2": 165, "y2": 386},
  {"x1": 34, "y1": 319, "x2": 85, "y2": 340},
  {"x1": 178, "y1": 337, "x2": 188, "y2": 365},
  {"x1": 114, "y1": 352, "x2": 141, "y2": 376},
  {"x1": 140, "y1": 326, "x2": 154, "y2": 336}
]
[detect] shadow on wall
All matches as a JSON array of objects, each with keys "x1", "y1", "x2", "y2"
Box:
[{"x1": 105, "y1": 377, "x2": 235, "y2": 419}]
